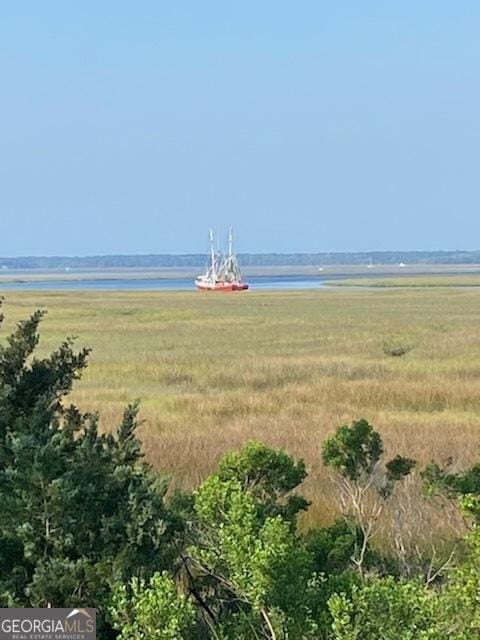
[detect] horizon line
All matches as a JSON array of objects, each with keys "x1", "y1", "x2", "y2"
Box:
[{"x1": 1, "y1": 248, "x2": 480, "y2": 260}]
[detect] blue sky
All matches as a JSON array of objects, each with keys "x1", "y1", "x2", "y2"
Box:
[{"x1": 1, "y1": 2, "x2": 479, "y2": 255}]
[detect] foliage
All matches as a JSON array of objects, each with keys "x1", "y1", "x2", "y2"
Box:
[
  {"x1": 110, "y1": 572, "x2": 195, "y2": 640},
  {"x1": 305, "y1": 520, "x2": 380, "y2": 576},
  {"x1": 322, "y1": 419, "x2": 415, "y2": 490},
  {"x1": 422, "y1": 461, "x2": 480, "y2": 523},
  {"x1": 322, "y1": 420, "x2": 415, "y2": 577},
  {"x1": 185, "y1": 457, "x2": 318, "y2": 639},
  {"x1": 437, "y1": 528, "x2": 480, "y2": 639},
  {"x1": 322, "y1": 419, "x2": 384, "y2": 482},
  {"x1": 328, "y1": 577, "x2": 441, "y2": 640},
  {"x1": 382, "y1": 340, "x2": 412, "y2": 357},
  {"x1": 0, "y1": 305, "x2": 177, "y2": 637},
  {"x1": 215, "y1": 441, "x2": 309, "y2": 521}
]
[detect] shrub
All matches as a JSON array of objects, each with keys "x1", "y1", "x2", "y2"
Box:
[
  {"x1": 322, "y1": 420, "x2": 415, "y2": 577},
  {"x1": 328, "y1": 577, "x2": 441, "y2": 640},
  {"x1": 110, "y1": 572, "x2": 195, "y2": 640},
  {"x1": 382, "y1": 340, "x2": 412, "y2": 357},
  {"x1": 438, "y1": 529, "x2": 480, "y2": 639},
  {"x1": 183, "y1": 445, "x2": 318, "y2": 639}
]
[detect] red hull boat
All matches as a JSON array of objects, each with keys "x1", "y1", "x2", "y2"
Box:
[
  {"x1": 196, "y1": 281, "x2": 249, "y2": 292},
  {"x1": 195, "y1": 228, "x2": 249, "y2": 292}
]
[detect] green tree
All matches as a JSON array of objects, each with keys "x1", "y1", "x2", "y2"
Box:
[
  {"x1": 422, "y1": 460, "x2": 480, "y2": 526},
  {"x1": 0, "y1": 306, "x2": 177, "y2": 637},
  {"x1": 328, "y1": 577, "x2": 441, "y2": 640},
  {"x1": 183, "y1": 444, "x2": 318, "y2": 639},
  {"x1": 322, "y1": 419, "x2": 415, "y2": 577},
  {"x1": 215, "y1": 441, "x2": 309, "y2": 522},
  {"x1": 110, "y1": 572, "x2": 195, "y2": 640},
  {"x1": 438, "y1": 528, "x2": 480, "y2": 639}
]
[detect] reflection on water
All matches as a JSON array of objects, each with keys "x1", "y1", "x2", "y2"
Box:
[{"x1": 0, "y1": 275, "x2": 326, "y2": 292}]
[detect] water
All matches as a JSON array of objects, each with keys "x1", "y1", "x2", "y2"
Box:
[{"x1": 0, "y1": 274, "x2": 327, "y2": 292}]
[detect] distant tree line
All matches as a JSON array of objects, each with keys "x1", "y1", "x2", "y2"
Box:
[
  {"x1": 1, "y1": 249, "x2": 480, "y2": 270},
  {"x1": 1, "y1": 304, "x2": 480, "y2": 639}
]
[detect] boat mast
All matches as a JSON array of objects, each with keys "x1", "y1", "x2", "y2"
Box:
[
  {"x1": 209, "y1": 228, "x2": 216, "y2": 276},
  {"x1": 228, "y1": 227, "x2": 233, "y2": 258}
]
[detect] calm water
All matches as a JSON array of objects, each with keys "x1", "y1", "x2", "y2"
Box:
[{"x1": 0, "y1": 274, "x2": 327, "y2": 292}]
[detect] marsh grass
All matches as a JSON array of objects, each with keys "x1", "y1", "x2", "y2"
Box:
[
  {"x1": 2, "y1": 288, "x2": 480, "y2": 540},
  {"x1": 331, "y1": 275, "x2": 480, "y2": 287}
]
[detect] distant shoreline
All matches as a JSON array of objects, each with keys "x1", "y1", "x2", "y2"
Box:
[{"x1": 0, "y1": 249, "x2": 480, "y2": 271}]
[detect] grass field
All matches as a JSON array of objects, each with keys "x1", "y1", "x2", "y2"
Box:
[
  {"x1": 2, "y1": 288, "x2": 480, "y2": 536},
  {"x1": 330, "y1": 274, "x2": 480, "y2": 287}
]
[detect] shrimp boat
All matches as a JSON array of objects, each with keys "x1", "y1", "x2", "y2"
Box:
[{"x1": 195, "y1": 229, "x2": 249, "y2": 291}]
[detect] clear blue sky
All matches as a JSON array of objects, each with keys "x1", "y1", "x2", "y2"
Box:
[{"x1": 1, "y1": 2, "x2": 479, "y2": 255}]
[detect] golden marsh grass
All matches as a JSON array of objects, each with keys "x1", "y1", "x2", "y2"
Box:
[
  {"x1": 2, "y1": 288, "x2": 480, "y2": 533},
  {"x1": 331, "y1": 274, "x2": 480, "y2": 287}
]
